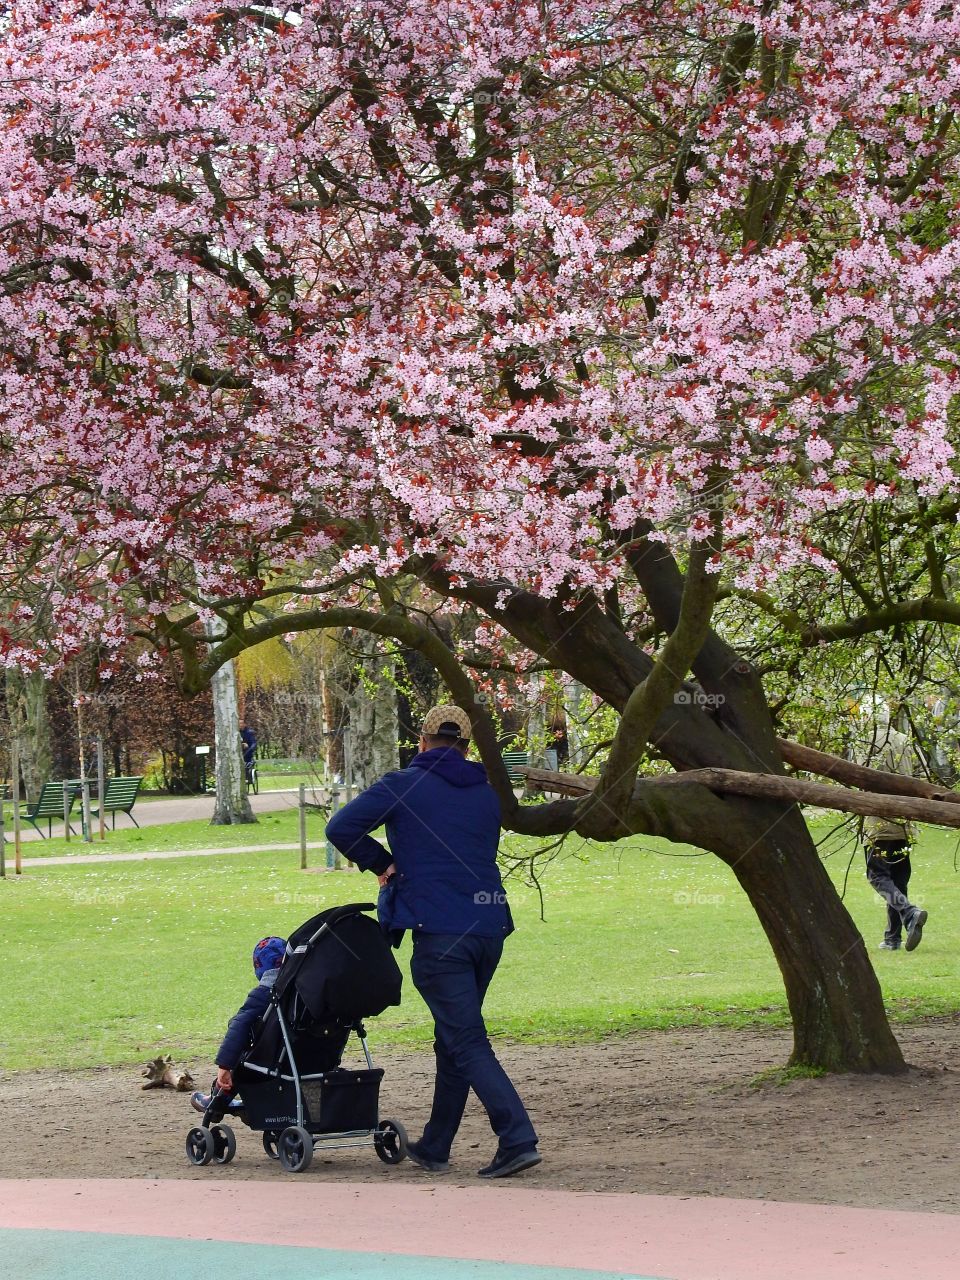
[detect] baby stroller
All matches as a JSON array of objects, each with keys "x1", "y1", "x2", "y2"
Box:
[{"x1": 185, "y1": 902, "x2": 408, "y2": 1173}]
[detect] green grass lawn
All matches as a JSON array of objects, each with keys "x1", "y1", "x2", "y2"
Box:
[
  {"x1": 1, "y1": 819, "x2": 958, "y2": 1072},
  {"x1": 2, "y1": 807, "x2": 315, "y2": 859}
]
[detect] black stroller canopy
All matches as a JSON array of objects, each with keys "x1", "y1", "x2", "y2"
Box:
[{"x1": 275, "y1": 902, "x2": 403, "y2": 1024}]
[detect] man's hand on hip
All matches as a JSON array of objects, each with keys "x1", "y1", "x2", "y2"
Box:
[{"x1": 377, "y1": 863, "x2": 396, "y2": 887}]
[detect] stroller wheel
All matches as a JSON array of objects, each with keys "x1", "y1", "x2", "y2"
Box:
[
  {"x1": 262, "y1": 1131, "x2": 281, "y2": 1161},
  {"x1": 374, "y1": 1118, "x2": 408, "y2": 1165},
  {"x1": 211, "y1": 1124, "x2": 237, "y2": 1164},
  {"x1": 185, "y1": 1126, "x2": 215, "y2": 1166},
  {"x1": 278, "y1": 1125, "x2": 314, "y2": 1173}
]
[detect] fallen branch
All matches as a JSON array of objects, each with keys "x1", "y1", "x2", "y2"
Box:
[{"x1": 141, "y1": 1055, "x2": 196, "y2": 1092}]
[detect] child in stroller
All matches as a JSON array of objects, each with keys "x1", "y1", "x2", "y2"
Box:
[
  {"x1": 185, "y1": 902, "x2": 409, "y2": 1172},
  {"x1": 190, "y1": 934, "x2": 286, "y2": 1116}
]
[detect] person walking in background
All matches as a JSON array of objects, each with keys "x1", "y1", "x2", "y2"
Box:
[
  {"x1": 862, "y1": 707, "x2": 928, "y2": 952},
  {"x1": 325, "y1": 703, "x2": 541, "y2": 1179},
  {"x1": 240, "y1": 721, "x2": 257, "y2": 785}
]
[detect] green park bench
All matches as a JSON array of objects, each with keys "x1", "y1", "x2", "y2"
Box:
[
  {"x1": 21, "y1": 780, "x2": 81, "y2": 838},
  {"x1": 501, "y1": 750, "x2": 530, "y2": 784},
  {"x1": 91, "y1": 775, "x2": 144, "y2": 829}
]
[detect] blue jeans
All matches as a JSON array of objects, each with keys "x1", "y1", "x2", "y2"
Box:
[{"x1": 411, "y1": 932, "x2": 537, "y2": 1160}]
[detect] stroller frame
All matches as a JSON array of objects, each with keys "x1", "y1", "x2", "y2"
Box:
[{"x1": 185, "y1": 904, "x2": 408, "y2": 1173}]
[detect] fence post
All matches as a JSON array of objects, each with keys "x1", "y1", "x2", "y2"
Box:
[
  {"x1": 62, "y1": 778, "x2": 72, "y2": 842},
  {"x1": 97, "y1": 735, "x2": 106, "y2": 841},
  {"x1": 326, "y1": 786, "x2": 340, "y2": 869},
  {"x1": 1, "y1": 773, "x2": 6, "y2": 879},
  {"x1": 81, "y1": 779, "x2": 92, "y2": 843},
  {"x1": 12, "y1": 739, "x2": 21, "y2": 874},
  {"x1": 298, "y1": 782, "x2": 307, "y2": 870}
]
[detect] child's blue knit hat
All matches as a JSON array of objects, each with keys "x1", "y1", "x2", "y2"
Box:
[{"x1": 252, "y1": 935, "x2": 286, "y2": 978}]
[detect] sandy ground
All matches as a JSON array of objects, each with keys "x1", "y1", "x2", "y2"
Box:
[{"x1": 3, "y1": 1021, "x2": 959, "y2": 1213}]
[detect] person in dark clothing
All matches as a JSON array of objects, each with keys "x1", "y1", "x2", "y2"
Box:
[
  {"x1": 860, "y1": 719, "x2": 928, "y2": 952},
  {"x1": 190, "y1": 935, "x2": 285, "y2": 1114},
  {"x1": 240, "y1": 722, "x2": 257, "y2": 786},
  {"x1": 325, "y1": 704, "x2": 540, "y2": 1180},
  {"x1": 865, "y1": 837, "x2": 926, "y2": 951}
]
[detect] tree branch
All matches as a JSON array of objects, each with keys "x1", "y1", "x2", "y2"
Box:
[{"x1": 524, "y1": 765, "x2": 960, "y2": 830}]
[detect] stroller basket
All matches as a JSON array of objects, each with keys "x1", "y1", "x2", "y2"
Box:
[
  {"x1": 239, "y1": 1066, "x2": 384, "y2": 1133},
  {"x1": 305, "y1": 1067, "x2": 383, "y2": 1132}
]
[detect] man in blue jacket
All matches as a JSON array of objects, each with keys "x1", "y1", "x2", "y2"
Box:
[{"x1": 326, "y1": 704, "x2": 540, "y2": 1179}]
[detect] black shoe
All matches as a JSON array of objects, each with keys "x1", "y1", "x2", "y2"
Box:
[
  {"x1": 905, "y1": 909, "x2": 928, "y2": 952},
  {"x1": 406, "y1": 1140, "x2": 449, "y2": 1173},
  {"x1": 477, "y1": 1146, "x2": 542, "y2": 1179}
]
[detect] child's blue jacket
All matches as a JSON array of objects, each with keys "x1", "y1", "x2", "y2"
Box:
[{"x1": 215, "y1": 967, "x2": 279, "y2": 1069}]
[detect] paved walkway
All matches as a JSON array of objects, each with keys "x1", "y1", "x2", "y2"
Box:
[
  {"x1": 1, "y1": 1179, "x2": 958, "y2": 1280},
  {"x1": 20, "y1": 841, "x2": 333, "y2": 868}
]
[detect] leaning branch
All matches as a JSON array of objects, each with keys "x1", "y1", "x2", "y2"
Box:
[
  {"x1": 776, "y1": 738, "x2": 960, "y2": 806},
  {"x1": 522, "y1": 766, "x2": 960, "y2": 829}
]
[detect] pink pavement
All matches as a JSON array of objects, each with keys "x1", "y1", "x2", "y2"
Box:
[{"x1": 1, "y1": 1179, "x2": 959, "y2": 1279}]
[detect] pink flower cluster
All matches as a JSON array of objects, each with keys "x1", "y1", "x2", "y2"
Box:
[{"x1": 0, "y1": 0, "x2": 958, "y2": 666}]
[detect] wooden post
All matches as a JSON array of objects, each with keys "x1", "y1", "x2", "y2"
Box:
[
  {"x1": 97, "y1": 734, "x2": 106, "y2": 841},
  {"x1": 326, "y1": 786, "x2": 340, "y2": 869},
  {"x1": 81, "y1": 780, "x2": 92, "y2": 844},
  {"x1": 1, "y1": 772, "x2": 6, "y2": 879},
  {"x1": 11, "y1": 739, "x2": 21, "y2": 874},
  {"x1": 298, "y1": 782, "x2": 307, "y2": 870},
  {"x1": 62, "y1": 778, "x2": 72, "y2": 842},
  {"x1": 338, "y1": 729, "x2": 352, "y2": 871}
]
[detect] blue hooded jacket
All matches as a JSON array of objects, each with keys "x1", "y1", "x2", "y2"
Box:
[{"x1": 325, "y1": 747, "x2": 512, "y2": 938}]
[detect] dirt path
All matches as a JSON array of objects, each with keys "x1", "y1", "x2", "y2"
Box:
[{"x1": 5, "y1": 1020, "x2": 959, "y2": 1212}]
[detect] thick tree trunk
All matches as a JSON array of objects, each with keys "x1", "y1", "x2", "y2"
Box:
[
  {"x1": 205, "y1": 622, "x2": 255, "y2": 825},
  {"x1": 347, "y1": 633, "x2": 398, "y2": 791},
  {"x1": 5, "y1": 669, "x2": 52, "y2": 801},
  {"x1": 713, "y1": 800, "x2": 905, "y2": 1072}
]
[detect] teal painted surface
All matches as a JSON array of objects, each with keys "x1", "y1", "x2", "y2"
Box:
[{"x1": 0, "y1": 1230, "x2": 660, "y2": 1280}]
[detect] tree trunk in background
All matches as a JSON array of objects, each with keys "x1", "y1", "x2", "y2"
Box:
[
  {"x1": 347, "y1": 633, "x2": 398, "y2": 790},
  {"x1": 206, "y1": 621, "x2": 255, "y2": 825},
  {"x1": 563, "y1": 677, "x2": 590, "y2": 770},
  {"x1": 527, "y1": 672, "x2": 549, "y2": 767},
  {"x1": 5, "y1": 670, "x2": 52, "y2": 801}
]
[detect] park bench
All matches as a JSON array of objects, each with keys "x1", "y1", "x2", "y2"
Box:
[
  {"x1": 91, "y1": 775, "x2": 144, "y2": 829},
  {"x1": 21, "y1": 780, "x2": 81, "y2": 838},
  {"x1": 501, "y1": 750, "x2": 530, "y2": 784}
]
